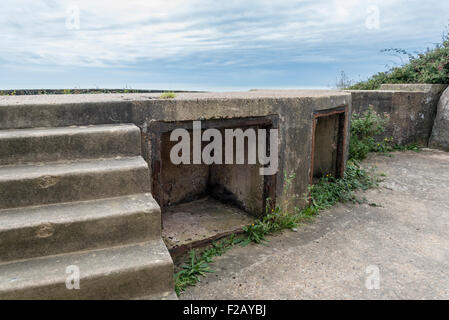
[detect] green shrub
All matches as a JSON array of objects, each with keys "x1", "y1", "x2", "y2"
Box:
[
  {"x1": 309, "y1": 160, "x2": 378, "y2": 210},
  {"x1": 349, "y1": 107, "x2": 391, "y2": 161},
  {"x1": 347, "y1": 29, "x2": 449, "y2": 89}
]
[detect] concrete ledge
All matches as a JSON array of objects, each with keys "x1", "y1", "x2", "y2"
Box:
[
  {"x1": 0, "y1": 90, "x2": 350, "y2": 130},
  {"x1": 380, "y1": 84, "x2": 448, "y2": 93},
  {"x1": 0, "y1": 90, "x2": 350, "y2": 105}
]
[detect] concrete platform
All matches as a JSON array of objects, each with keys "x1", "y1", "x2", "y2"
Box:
[
  {"x1": 162, "y1": 197, "x2": 255, "y2": 254},
  {"x1": 0, "y1": 90, "x2": 350, "y2": 106}
]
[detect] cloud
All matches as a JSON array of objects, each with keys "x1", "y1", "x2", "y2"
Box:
[
  {"x1": 0, "y1": 0, "x2": 447, "y2": 69},
  {"x1": 0, "y1": 0, "x2": 448, "y2": 90}
]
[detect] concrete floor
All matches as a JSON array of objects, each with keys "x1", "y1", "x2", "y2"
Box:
[
  {"x1": 162, "y1": 197, "x2": 254, "y2": 252},
  {"x1": 180, "y1": 149, "x2": 449, "y2": 299}
]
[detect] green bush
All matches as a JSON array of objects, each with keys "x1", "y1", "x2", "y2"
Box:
[
  {"x1": 349, "y1": 107, "x2": 391, "y2": 161},
  {"x1": 348, "y1": 30, "x2": 449, "y2": 90}
]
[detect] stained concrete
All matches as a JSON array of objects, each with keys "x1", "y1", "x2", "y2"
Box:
[
  {"x1": 348, "y1": 84, "x2": 448, "y2": 146},
  {"x1": 180, "y1": 149, "x2": 449, "y2": 299},
  {"x1": 162, "y1": 197, "x2": 254, "y2": 252},
  {"x1": 159, "y1": 131, "x2": 210, "y2": 206},
  {"x1": 313, "y1": 114, "x2": 340, "y2": 178}
]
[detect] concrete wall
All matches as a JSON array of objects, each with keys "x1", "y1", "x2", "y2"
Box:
[
  {"x1": 348, "y1": 84, "x2": 447, "y2": 146},
  {"x1": 159, "y1": 131, "x2": 210, "y2": 206},
  {"x1": 158, "y1": 128, "x2": 264, "y2": 215}
]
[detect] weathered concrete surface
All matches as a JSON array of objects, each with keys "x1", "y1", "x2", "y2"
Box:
[
  {"x1": 429, "y1": 87, "x2": 449, "y2": 151},
  {"x1": 163, "y1": 197, "x2": 254, "y2": 252},
  {"x1": 181, "y1": 149, "x2": 449, "y2": 299},
  {"x1": 0, "y1": 240, "x2": 174, "y2": 300},
  {"x1": 135, "y1": 91, "x2": 350, "y2": 210},
  {"x1": 380, "y1": 83, "x2": 448, "y2": 93},
  {"x1": 349, "y1": 84, "x2": 447, "y2": 146}
]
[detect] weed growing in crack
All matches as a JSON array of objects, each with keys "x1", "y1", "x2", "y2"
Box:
[
  {"x1": 174, "y1": 234, "x2": 240, "y2": 296},
  {"x1": 309, "y1": 160, "x2": 380, "y2": 210}
]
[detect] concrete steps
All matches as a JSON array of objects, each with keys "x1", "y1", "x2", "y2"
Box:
[
  {"x1": 0, "y1": 240, "x2": 173, "y2": 300},
  {"x1": 0, "y1": 123, "x2": 175, "y2": 299}
]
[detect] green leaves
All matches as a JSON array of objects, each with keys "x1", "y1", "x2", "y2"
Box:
[
  {"x1": 309, "y1": 160, "x2": 379, "y2": 211},
  {"x1": 349, "y1": 107, "x2": 390, "y2": 161},
  {"x1": 174, "y1": 249, "x2": 214, "y2": 296}
]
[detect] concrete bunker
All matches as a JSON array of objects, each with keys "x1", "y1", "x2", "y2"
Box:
[
  {"x1": 0, "y1": 90, "x2": 355, "y2": 299},
  {"x1": 310, "y1": 107, "x2": 347, "y2": 184},
  {"x1": 147, "y1": 116, "x2": 278, "y2": 253}
]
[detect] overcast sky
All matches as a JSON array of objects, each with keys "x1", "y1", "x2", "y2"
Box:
[{"x1": 0, "y1": 0, "x2": 448, "y2": 90}]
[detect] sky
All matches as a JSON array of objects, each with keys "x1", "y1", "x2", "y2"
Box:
[{"x1": 0, "y1": 0, "x2": 448, "y2": 91}]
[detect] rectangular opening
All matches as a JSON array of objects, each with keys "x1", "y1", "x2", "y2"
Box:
[
  {"x1": 310, "y1": 107, "x2": 347, "y2": 184},
  {"x1": 148, "y1": 116, "x2": 277, "y2": 253}
]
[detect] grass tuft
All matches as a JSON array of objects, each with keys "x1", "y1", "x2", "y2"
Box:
[{"x1": 160, "y1": 91, "x2": 176, "y2": 99}]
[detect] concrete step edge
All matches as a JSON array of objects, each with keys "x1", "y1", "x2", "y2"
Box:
[
  {"x1": 0, "y1": 123, "x2": 142, "y2": 165},
  {"x1": 0, "y1": 193, "x2": 162, "y2": 263},
  {"x1": 0, "y1": 239, "x2": 174, "y2": 300},
  {"x1": 0, "y1": 156, "x2": 151, "y2": 210}
]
